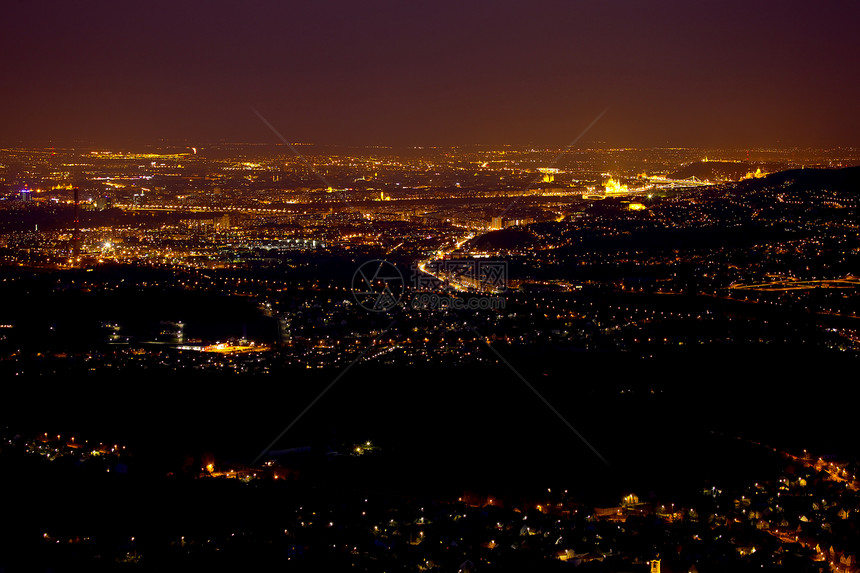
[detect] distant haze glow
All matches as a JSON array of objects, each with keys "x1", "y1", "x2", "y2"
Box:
[{"x1": 1, "y1": 0, "x2": 858, "y2": 147}]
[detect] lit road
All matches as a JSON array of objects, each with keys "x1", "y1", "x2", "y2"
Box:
[
  {"x1": 728, "y1": 277, "x2": 860, "y2": 291},
  {"x1": 415, "y1": 233, "x2": 476, "y2": 292}
]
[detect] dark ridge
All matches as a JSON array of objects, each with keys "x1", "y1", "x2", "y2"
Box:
[
  {"x1": 467, "y1": 228, "x2": 537, "y2": 251},
  {"x1": 738, "y1": 165, "x2": 860, "y2": 193}
]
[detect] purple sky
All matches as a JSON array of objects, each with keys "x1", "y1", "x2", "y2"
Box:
[{"x1": 1, "y1": 0, "x2": 858, "y2": 147}]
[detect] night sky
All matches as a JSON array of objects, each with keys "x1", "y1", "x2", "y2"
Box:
[{"x1": 1, "y1": 0, "x2": 858, "y2": 147}]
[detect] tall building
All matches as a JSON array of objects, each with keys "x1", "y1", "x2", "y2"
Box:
[
  {"x1": 214, "y1": 213, "x2": 237, "y2": 230},
  {"x1": 95, "y1": 194, "x2": 113, "y2": 210}
]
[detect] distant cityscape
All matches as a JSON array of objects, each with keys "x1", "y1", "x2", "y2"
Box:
[{"x1": 1, "y1": 145, "x2": 858, "y2": 368}]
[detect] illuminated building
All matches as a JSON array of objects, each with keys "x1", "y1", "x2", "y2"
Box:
[
  {"x1": 213, "y1": 213, "x2": 237, "y2": 230},
  {"x1": 94, "y1": 194, "x2": 113, "y2": 210},
  {"x1": 507, "y1": 217, "x2": 533, "y2": 227},
  {"x1": 582, "y1": 177, "x2": 635, "y2": 200},
  {"x1": 741, "y1": 167, "x2": 768, "y2": 180},
  {"x1": 604, "y1": 177, "x2": 629, "y2": 194}
]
